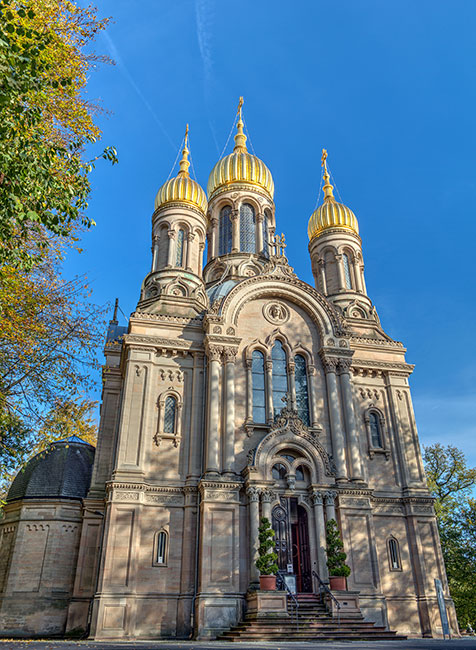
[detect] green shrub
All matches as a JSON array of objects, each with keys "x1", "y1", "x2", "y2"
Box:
[
  {"x1": 326, "y1": 519, "x2": 351, "y2": 578},
  {"x1": 256, "y1": 517, "x2": 278, "y2": 576}
]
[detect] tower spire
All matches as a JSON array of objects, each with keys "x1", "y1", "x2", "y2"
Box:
[
  {"x1": 233, "y1": 96, "x2": 248, "y2": 153},
  {"x1": 178, "y1": 124, "x2": 191, "y2": 177},
  {"x1": 321, "y1": 148, "x2": 335, "y2": 201}
]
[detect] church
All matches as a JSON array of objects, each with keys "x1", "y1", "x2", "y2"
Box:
[{"x1": 0, "y1": 101, "x2": 458, "y2": 639}]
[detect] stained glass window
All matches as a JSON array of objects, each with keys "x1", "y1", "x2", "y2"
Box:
[
  {"x1": 369, "y1": 412, "x2": 382, "y2": 448},
  {"x1": 176, "y1": 229, "x2": 185, "y2": 267},
  {"x1": 219, "y1": 205, "x2": 232, "y2": 255},
  {"x1": 164, "y1": 396, "x2": 176, "y2": 433},
  {"x1": 343, "y1": 253, "x2": 352, "y2": 289},
  {"x1": 240, "y1": 203, "x2": 256, "y2": 253},
  {"x1": 252, "y1": 350, "x2": 266, "y2": 423},
  {"x1": 156, "y1": 531, "x2": 167, "y2": 564},
  {"x1": 295, "y1": 355, "x2": 310, "y2": 426},
  {"x1": 262, "y1": 211, "x2": 270, "y2": 257},
  {"x1": 272, "y1": 463, "x2": 287, "y2": 480},
  {"x1": 272, "y1": 340, "x2": 288, "y2": 418}
]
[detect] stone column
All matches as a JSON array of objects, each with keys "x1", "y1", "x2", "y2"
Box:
[
  {"x1": 360, "y1": 264, "x2": 367, "y2": 294},
  {"x1": 260, "y1": 489, "x2": 274, "y2": 522},
  {"x1": 187, "y1": 352, "x2": 204, "y2": 479},
  {"x1": 321, "y1": 355, "x2": 347, "y2": 481},
  {"x1": 166, "y1": 229, "x2": 176, "y2": 267},
  {"x1": 265, "y1": 359, "x2": 274, "y2": 425},
  {"x1": 288, "y1": 360, "x2": 296, "y2": 410},
  {"x1": 338, "y1": 360, "x2": 363, "y2": 481},
  {"x1": 151, "y1": 235, "x2": 159, "y2": 272},
  {"x1": 198, "y1": 241, "x2": 205, "y2": 277},
  {"x1": 247, "y1": 486, "x2": 260, "y2": 587},
  {"x1": 335, "y1": 254, "x2": 346, "y2": 290},
  {"x1": 231, "y1": 209, "x2": 239, "y2": 253},
  {"x1": 311, "y1": 489, "x2": 328, "y2": 581},
  {"x1": 210, "y1": 217, "x2": 219, "y2": 259},
  {"x1": 205, "y1": 345, "x2": 222, "y2": 474},
  {"x1": 256, "y1": 213, "x2": 264, "y2": 254},
  {"x1": 353, "y1": 259, "x2": 363, "y2": 292},
  {"x1": 223, "y1": 348, "x2": 237, "y2": 475},
  {"x1": 318, "y1": 258, "x2": 327, "y2": 294},
  {"x1": 244, "y1": 358, "x2": 253, "y2": 426},
  {"x1": 185, "y1": 232, "x2": 194, "y2": 271},
  {"x1": 307, "y1": 364, "x2": 319, "y2": 428},
  {"x1": 324, "y1": 490, "x2": 337, "y2": 522}
]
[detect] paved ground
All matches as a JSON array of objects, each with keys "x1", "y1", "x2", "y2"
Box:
[{"x1": 1, "y1": 639, "x2": 476, "y2": 650}]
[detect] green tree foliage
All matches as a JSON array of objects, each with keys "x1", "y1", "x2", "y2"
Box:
[
  {"x1": 256, "y1": 517, "x2": 278, "y2": 576},
  {"x1": 423, "y1": 444, "x2": 476, "y2": 629},
  {"x1": 325, "y1": 519, "x2": 351, "y2": 578}
]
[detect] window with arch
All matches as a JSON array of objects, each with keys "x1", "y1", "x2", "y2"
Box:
[
  {"x1": 153, "y1": 530, "x2": 168, "y2": 566},
  {"x1": 296, "y1": 465, "x2": 309, "y2": 482},
  {"x1": 272, "y1": 463, "x2": 287, "y2": 480},
  {"x1": 342, "y1": 253, "x2": 352, "y2": 289},
  {"x1": 240, "y1": 203, "x2": 256, "y2": 253},
  {"x1": 272, "y1": 340, "x2": 288, "y2": 418},
  {"x1": 369, "y1": 412, "x2": 383, "y2": 448},
  {"x1": 294, "y1": 355, "x2": 310, "y2": 426},
  {"x1": 387, "y1": 537, "x2": 401, "y2": 571},
  {"x1": 163, "y1": 396, "x2": 177, "y2": 434},
  {"x1": 252, "y1": 350, "x2": 266, "y2": 423},
  {"x1": 176, "y1": 228, "x2": 185, "y2": 267},
  {"x1": 219, "y1": 205, "x2": 232, "y2": 255},
  {"x1": 364, "y1": 408, "x2": 389, "y2": 459},
  {"x1": 262, "y1": 211, "x2": 270, "y2": 257}
]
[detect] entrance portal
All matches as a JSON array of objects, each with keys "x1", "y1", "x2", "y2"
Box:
[{"x1": 272, "y1": 498, "x2": 312, "y2": 592}]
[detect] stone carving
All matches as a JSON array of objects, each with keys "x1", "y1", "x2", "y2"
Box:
[
  {"x1": 159, "y1": 368, "x2": 183, "y2": 382},
  {"x1": 246, "y1": 486, "x2": 260, "y2": 502},
  {"x1": 226, "y1": 326, "x2": 235, "y2": 335},
  {"x1": 324, "y1": 490, "x2": 337, "y2": 505},
  {"x1": 204, "y1": 490, "x2": 238, "y2": 501},
  {"x1": 260, "y1": 489, "x2": 275, "y2": 503},
  {"x1": 310, "y1": 489, "x2": 324, "y2": 506},
  {"x1": 263, "y1": 301, "x2": 290, "y2": 325},
  {"x1": 206, "y1": 345, "x2": 223, "y2": 362},
  {"x1": 144, "y1": 494, "x2": 183, "y2": 505},
  {"x1": 213, "y1": 326, "x2": 222, "y2": 333},
  {"x1": 223, "y1": 347, "x2": 238, "y2": 363}
]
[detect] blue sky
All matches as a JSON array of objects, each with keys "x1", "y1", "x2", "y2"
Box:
[{"x1": 69, "y1": 0, "x2": 476, "y2": 465}]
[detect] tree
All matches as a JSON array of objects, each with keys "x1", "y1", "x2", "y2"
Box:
[
  {"x1": 0, "y1": 0, "x2": 117, "y2": 267},
  {"x1": 256, "y1": 518, "x2": 278, "y2": 576},
  {"x1": 423, "y1": 443, "x2": 476, "y2": 629},
  {"x1": 325, "y1": 519, "x2": 351, "y2": 578}
]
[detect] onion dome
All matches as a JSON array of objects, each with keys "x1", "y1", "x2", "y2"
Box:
[
  {"x1": 6, "y1": 436, "x2": 95, "y2": 502},
  {"x1": 308, "y1": 149, "x2": 359, "y2": 240},
  {"x1": 207, "y1": 97, "x2": 274, "y2": 200},
  {"x1": 155, "y1": 125, "x2": 208, "y2": 214}
]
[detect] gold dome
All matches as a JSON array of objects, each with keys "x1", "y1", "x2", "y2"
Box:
[
  {"x1": 308, "y1": 150, "x2": 359, "y2": 240},
  {"x1": 155, "y1": 126, "x2": 208, "y2": 215},
  {"x1": 207, "y1": 98, "x2": 274, "y2": 200}
]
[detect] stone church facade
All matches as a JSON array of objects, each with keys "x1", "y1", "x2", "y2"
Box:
[{"x1": 0, "y1": 107, "x2": 458, "y2": 639}]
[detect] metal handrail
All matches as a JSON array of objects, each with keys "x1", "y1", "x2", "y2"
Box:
[
  {"x1": 312, "y1": 570, "x2": 340, "y2": 628},
  {"x1": 276, "y1": 570, "x2": 299, "y2": 631}
]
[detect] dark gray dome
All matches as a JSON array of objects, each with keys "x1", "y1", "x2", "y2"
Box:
[{"x1": 7, "y1": 436, "x2": 95, "y2": 502}]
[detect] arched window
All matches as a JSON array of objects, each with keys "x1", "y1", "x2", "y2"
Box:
[
  {"x1": 176, "y1": 229, "x2": 185, "y2": 267},
  {"x1": 252, "y1": 350, "x2": 266, "y2": 423},
  {"x1": 153, "y1": 530, "x2": 168, "y2": 566},
  {"x1": 262, "y1": 211, "x2": 270, "y2": 257},
  {"x1": 388, "y1": 538, "x2": 401, "y2": 570},
  {"x1": 272, "y1": 340, "x2": 288, "y2": 418},
  {"x1": 369, "y1": 412, "x2": 383, "y2": 448},
  {"x1": 163, "y1": 396, "x2": 176, "y2": 434},
  {"x1": 219, "y1": 205, "x2": 232, "y2": 255},
  {"x1": 295, "y1": 465, "x2": 309, "y2": 482},
  {"x1": 272, "y1": 463, "x2": 287, "y2": 480},
  {"x1": 294, "y1": 355, "x2": 310, "y2": 426},
  {"x1": 240, "y1": 203, "x2": 256, "y2": 253},
  {"x1": 342, "y1": 253, "x2": 352, "y2": 289}
]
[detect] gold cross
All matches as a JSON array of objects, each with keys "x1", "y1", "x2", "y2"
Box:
[
  {"x1": 184, "y1": 123, "x2": 189, "y2": 146},
  {"x1": 237, "y1": 96, "x2": 244, "y2": 116},
  {"x1": 321, "y1": 148, "x2": 328, "y2": 168}
]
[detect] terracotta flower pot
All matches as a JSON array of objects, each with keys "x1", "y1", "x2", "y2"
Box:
[
  {"x1": 259, "y1": 575, "x2": 277, "y2": 591},
  {"x1": 329, "y1": 576, "x2": 347, "y2": 591}
]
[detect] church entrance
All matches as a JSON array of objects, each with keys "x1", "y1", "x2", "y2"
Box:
[{"x1": 272, "y1": 497, "x2": 312, "y2": 592}]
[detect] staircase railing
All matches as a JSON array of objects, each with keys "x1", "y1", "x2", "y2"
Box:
[
  {"x1": 312, "y1": 570, "x2": 340, "y2": 628},
  {"x1": 276, "y1": 570, "x2": 299, "y2": 631}
]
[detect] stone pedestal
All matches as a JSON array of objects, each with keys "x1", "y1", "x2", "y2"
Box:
[
  {"x1": 326, "y1": 589, "x2": 361, "y2": 618},
  {"x1": 246, "y1": 590, "x2": 288, "y2": 618}
]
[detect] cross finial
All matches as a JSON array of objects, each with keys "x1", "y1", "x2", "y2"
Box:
[
  {"x1": 184, "y1": 123, "x2": 189, "y2": 147},
  {"x1": 321, "y1": 148, "x2": 328, "y2": 173},
  {"x1": 281, "y1": 392, "x2": 293, "y2": 410},
  {"x1": 237, "y1": 96, "x2": 244, "y2": 116},
  {"x1": 320, "y1": 148, "x2": 335, "y2": 201}
]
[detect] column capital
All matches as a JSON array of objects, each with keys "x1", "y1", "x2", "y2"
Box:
[
  {"x1": 324, "y1": 490, "x2": 337, "y2": 505},
  {"x1": 256, "y1": 212, "x2": 264, "y2": 223},
  {"x1": 287, "y1": 361, "x2": 295, "y2": 373},
  {"x1": 265, "y1": 360, "x2": 273, "y2": 372},
  {"x1": 168, "y1": 229, "x2": 176, "y2": 239},
  {"x1": 152, "y1": 234, "x2": 160, "y2": 244},
  {"x1": 318, "y1": 258, "x2": 325, "y2": 267},
  {"x1": 244, "y1": 358, "x2": 252, "y2": 370},
  {"x1": 310, "y1": 488, "x2": 324, "y2": 506},
  {"x1": 260, "y1": 488, "x2": 275, "y2": 503},
  {"x1": 337, "y1": 358, "x2": 353, "y2": 374},
  {"x1": 187, "y1": 231, "x2": 195, "y2": 242},
  {"x1": 211, "y1": 216, "x2": 218, "y2": 228},
  {"x1": 206, "y1": 344, "x2": 223, "y2": 362},
  {"x1": 230, "y1": 208, "x2": 239, "y2": 220},
  {"x1": 335, "y1": 253, "x2": 343, "y2": 261},
  {"x1": 307, "y1": 364, "x2": 317, "y2": 376},
  {"x1": 246, "y1": 486, "x2": 260, "y2": 502},
  {"x1": 223, "y1": 347, "x2": 238, "y2": 363},
  {"x1": 319, "y1": 353, "x2": 339, "y2": 374}
]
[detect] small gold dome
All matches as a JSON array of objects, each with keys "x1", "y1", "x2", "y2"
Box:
[
  {"x1": 308, "y1": 150, "x2": 359, "y2": 240},
  {"x1": 155, "y1": 126, "x2": 208, "y2": 215},
  {"x1": 207, "y1": 99, "x2": 274, "y2": 200}
]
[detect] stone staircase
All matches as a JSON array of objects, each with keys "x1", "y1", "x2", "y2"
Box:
[{"x1": 218, "y1": 593, "x2": 407, "y2": 642}]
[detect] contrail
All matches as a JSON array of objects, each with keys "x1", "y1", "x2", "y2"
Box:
[{"x1": 102, "y1": 31, "x2": 176, "y2": 151}]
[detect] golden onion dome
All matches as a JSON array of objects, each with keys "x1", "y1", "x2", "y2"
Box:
[
  {"x1": 308, "y1": 149, "x2": 359, "y2": 240},
  {"x1": 155, "y1": 125, "x2": 208, "y2": 215},
  {"x1": 207, "y1": 98, "x2": 274, "y2": 200}
]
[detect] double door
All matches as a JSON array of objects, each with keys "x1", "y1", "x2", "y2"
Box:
[{"x1": 272, "y1": 497, "x2": 312, "y2": 592}]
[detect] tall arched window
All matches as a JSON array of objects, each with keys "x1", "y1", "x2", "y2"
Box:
[
  {"x1": 240, "y1": 203, "x2": 256, "y2": 253},
  {"x1": 272, "y1": 340, "x2": 288, "y2": 418},
  {"x1": 262, "y1": 211, "x2": 270, "y2": 257},
  {"x1": 294, "y1": 355, "x2": 310, "y2": 426},
  {"x1": 252, "y1": 350, "x2": 266, "y2": 423},
  {"x1": 388, "y1": 538, "x2": 401, "y2": 570},
  {"x1": 176, "y1": 229, "x2": 185, "y2": 267},
  {"x1": 153, "y1": 530, "x2": 168, "y2": 566},
  {"x1": 163, "y1": 396, "x2": 176, "y2": 434},
  {"x1": 369, "y1": 412, "x2": 382, "y2": 448},
  {"x1": 219, "y1": 205, "x2": 232, "y2": 255},
  {"x1": 342, "y1": 253, "x2": 352, "y2": 289}
]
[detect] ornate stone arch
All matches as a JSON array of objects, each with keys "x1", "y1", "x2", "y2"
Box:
[
  {"x1": 291, "y1": 342, "x2": 315, "y2": 366},
  {"x1": 154, "y1": 389, "x2": 183, "y2": 448},
  {"x1": 265, "y1": 328, "x2": 293, "y2": 359},
  {"x1": 363, "y1": 403, "x2": 390, "y2": 459}
]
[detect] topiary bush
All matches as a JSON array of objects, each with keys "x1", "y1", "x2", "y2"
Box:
[
  {"x1": 256, "y1": 517, "x2": 278, "y2": 576},
  {"x1": 326, "y1": 518, "x2": 351, "y2": 577}
]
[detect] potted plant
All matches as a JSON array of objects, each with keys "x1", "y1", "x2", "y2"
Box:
[
  {"x1": 326, "y1": 518, "x2": 351, "y2": 590},
  {"x1": 256, "y1": 517, "x2": 278, "y2": 590}
]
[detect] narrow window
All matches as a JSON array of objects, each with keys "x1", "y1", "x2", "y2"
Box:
[
  {"x1": 240, "y1": 203, "x2": 256, "y2": 253},
  {"x1": 252, "y1": 350, "x2": 266, "y2": 423},
  {"x1": 176, "y1": 229, "x2": 185, "y2": 267},
  {"x1": 272, "y1": 463, "x2": 287, "y2": 480},
  {"x1": 294, "y1": 355, "x2": 310, "y2": 426},
  {"x1": 219, "y1": 205, "x2": 232, "y2": 255},
  {"x1": 369, "y1": 412, "x2": 383, "y2": 448},
  {"x1": 343, "y1": 253, "x2": 352, "y2": 289},
  {"x1": 388, "y1": 538, "x2": 401, "y2": 570},
  {"x1": 296, "y1": 465, "x2": 308, "y2": 482},
  {"x1": 156, "y1": 531, "x2": 168, "y2": 565},
  {"x1": 163, "y1": 396, "x2": 176, "y2": 434},
  {"x1": 272, "y1": 340, "x2": 288, "y2": 418},
  {"x1": 262, "y1": 211, "x2": 270, "y2": 257}
]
